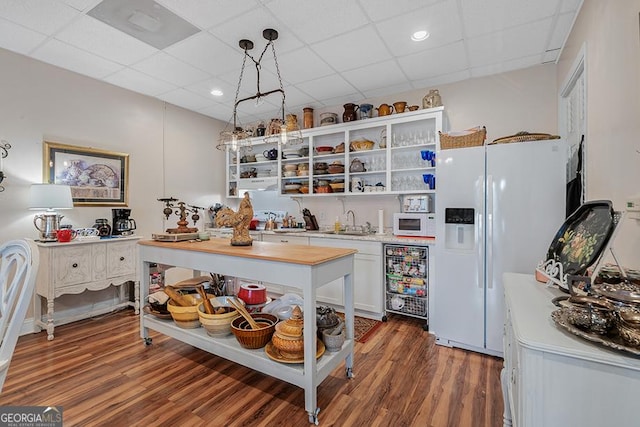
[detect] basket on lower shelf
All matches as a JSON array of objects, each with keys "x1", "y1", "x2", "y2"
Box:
[
  {"x1": 386, "y1": 294, "x2": 428, "y2": 317},
  {"x1": 439, "y1": 126, "x2": 486, "y2": 149}
]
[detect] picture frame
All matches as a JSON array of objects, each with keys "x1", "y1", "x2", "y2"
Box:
[{"x1": 43, "y1": 141, "x2": 129, "y2": 206}]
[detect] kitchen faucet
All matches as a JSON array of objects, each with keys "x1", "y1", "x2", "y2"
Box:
[{"x1": 345, "y1": 210, "x2": 356, "y2": 228}]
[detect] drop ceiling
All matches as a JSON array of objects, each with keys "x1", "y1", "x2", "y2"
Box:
[{"x1": 0, "y1": 0, "x2": 582, "y2": 125}]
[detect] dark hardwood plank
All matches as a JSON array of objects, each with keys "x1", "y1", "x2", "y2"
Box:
[{"x1": 0, "y1": 310, "x2": 503, "y2": 426}]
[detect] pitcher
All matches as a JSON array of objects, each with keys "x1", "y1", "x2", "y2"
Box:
[
  {"x1": 342, "y1": 103, "x2": 359, "y2": 122},
  {"x1": 393, "y1": 101, "x2": 407, "y2": 113},
  {"x1": 359, "y1": 103, "x2": 373, "y2": 119},
  {"x1": 376, "y1": 103, "x2": 393, "y2": 116}
]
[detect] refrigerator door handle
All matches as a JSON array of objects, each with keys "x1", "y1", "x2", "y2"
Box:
[
  {"x1": 477, "y1": 174, "x2": 484, "y2": 289},
  {"x1": 486, "y1": 174, "x2": 493, "y2": 289}
]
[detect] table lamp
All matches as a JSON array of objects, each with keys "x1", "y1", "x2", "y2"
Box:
[{"x1": 29, "y1": 184, "x2": 74, "y2": 242}]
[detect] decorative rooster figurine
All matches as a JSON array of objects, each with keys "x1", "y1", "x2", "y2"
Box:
[{"x1": 215, "y1": 192, "x2": 253, "y2": 246}]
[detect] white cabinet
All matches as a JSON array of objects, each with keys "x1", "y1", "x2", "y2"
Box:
[
  {"x1": 225, "y1": 107, "x2": 443, "y2": 198},
  {"x1": 33, "y1": 236, "x2": 141, "y2": 340},
  {"x1": 502, "y1": 273, "x2": 640, "y2": 427},
  {"x1": 309, "y1": 238, "x2": 383, "y2": 317}
]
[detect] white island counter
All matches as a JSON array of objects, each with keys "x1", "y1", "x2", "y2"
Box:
[{"x1": 138, "y1": 238, "x2": 356, "y2": 425}]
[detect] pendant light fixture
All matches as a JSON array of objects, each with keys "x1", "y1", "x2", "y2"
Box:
[{"x1": 216, "y1": 28, "x2": 302, "y2": 151}]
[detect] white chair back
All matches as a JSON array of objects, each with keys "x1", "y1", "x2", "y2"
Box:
[{"x1": 0, "y1": 239, "x2": 39, "y2": 392}]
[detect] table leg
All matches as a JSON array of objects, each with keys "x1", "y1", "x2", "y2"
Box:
[{"x1": 46, "y1": 297, "x2": 55, "y2": 341}]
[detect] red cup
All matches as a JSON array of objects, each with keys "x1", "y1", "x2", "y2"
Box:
[{"x1": 56, "y1": 229, "x2": 77, "y2": 243}]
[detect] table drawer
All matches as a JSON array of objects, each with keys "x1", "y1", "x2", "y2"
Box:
[
  {"x1": 107, "y1": 241, "x2": 137, "y2": 278},
  {"x1": 53, "y1": 246, "x2": 92, "y2": 286}
]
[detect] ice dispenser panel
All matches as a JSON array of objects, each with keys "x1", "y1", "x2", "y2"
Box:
[{"x1": 444, "y1": 208, "x2": 475, "y2": 250}]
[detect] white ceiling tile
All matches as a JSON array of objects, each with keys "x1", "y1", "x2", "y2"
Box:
[
  {"x1": 542, "y1": 50, "x2": 558, "y2": 63},
  {"x1": 264, "y1": 0, "x2": 370, "y2": 44},
  {"x1": 341, "y1": 60, "x2": 407, "y2": 93},
  {"x1": 470, "y1": 54, "x2": 542, "y2": 79},
  {"x1": 55, "y1": 15, "x2": 158, "y2": 65},
  {"x1": 104, "y1": 67, "x2": 176, "y2": 96},
  {"x1": 131, "y1": 52, "x2": 210, "y2": 86},
  {"x1": 158, "y1": 88, "x2": 214, "y2": 111},
  {"x1": 413, "y1": 69, "x2": 471, "y2": 90},
  {"x1": 547, "y1": 12, "x2": 576, "y2": 51},
  {"x1": 261, "y1": 47, "x2": 334, "y2": 85},
  {"x1": 280, "y1": 85, "x2": 318, "y2": 109},
  {"x1": 198, "y1": 102, "x2": 231, "y2": 120},
  {"x1": 165, "y1": 32, "x2": 242, "y2": 75},
  {"x1": 0, "y1": 0, "x2": 80, "y2": 35},
  {"x1": 466, "y1": 19, "x2": 553, "y2": 68},
  {"x1": 361, "y1": 81, "x2": 415, "y2": 100},
  {"x1": 59, "y1": 0, "x2": 102, "y2": 12},
  {"x1": 294, "y1": 74, "x2": 358, "y2": 101},
  {"x1": 0, "y1": 17, "x2": 48, "y2": 54},
  {"x1": 156, "y1": 0, "x2": 261, "y2": 30},
  {"x1": 207, "y1": 7, "x2": 304, "y2": 55},
  {"x1": 359, "y1": 0, "x2": 443, "y2": 22},
  {"x1": 560, "y1": 0, "x2": 583, "y2": 14},
  {"x1": 397, "y1": 41, "x2": 468, "y2": 81},
  {"x1": 311, "y1": 25, "x2": 391, "y2": 72},
  {"x1": 461, "y1": 0, "x2": 560, "y2": 38},
  {"x1": 32, "y1": 38, "x2": 123, "y2": 78},
  {"x1": 374, "y1": 1, "x2": 463, "y2": 57},
  {"x1": 184, "y1": 78, "x2": 242, "y2": 106}
]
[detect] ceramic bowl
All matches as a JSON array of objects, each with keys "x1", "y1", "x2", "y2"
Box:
[
  {"x1": 283, "y1": 171, "x2": 297, "y2": 177},
  {"x1": 197, "y1": 296, "x2": 242, "y2": 337},
  {"x1": 167, "y1": 294, "x2": 207, "y2": 329},
  {"x1": 230, "y1": 313, "x2": 278, "y2": 349},
  {"x1": 322, "y1": 328, "x2": 345, "y2": 352},
  {"x1": 315, "y1": 146, "x2": 334, "y2": 154},
  {"x1": 283, "y1": 164, "x2": 298, "y2": 172}
]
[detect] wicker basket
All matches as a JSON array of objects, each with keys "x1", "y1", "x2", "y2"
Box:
[{"x1": 439, "y1": 126, "x2": 486, "y2": 150}]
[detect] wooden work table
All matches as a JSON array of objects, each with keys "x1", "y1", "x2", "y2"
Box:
[{"x1": 138, "y1": 238, "x2": 356, "y2": 425}]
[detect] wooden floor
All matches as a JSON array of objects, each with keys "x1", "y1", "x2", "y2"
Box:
[{"x1": 0, "y1": 309, "x2": 504, "y2": 427}]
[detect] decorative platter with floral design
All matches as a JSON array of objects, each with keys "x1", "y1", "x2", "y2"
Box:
[{"x1": 545, "y1": 200, "x2": 615, "y2": 277}]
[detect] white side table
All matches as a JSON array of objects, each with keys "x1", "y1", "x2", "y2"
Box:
[{"x1": 32, "y1": 236, "x2": 141, "y2": 340}]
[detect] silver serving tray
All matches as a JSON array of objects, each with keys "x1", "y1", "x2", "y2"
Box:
[
  {"x1": 593, "y1": 282, "x2": 640, "y2": 304},
  {"x1": 552, "y1": 308, "x2": 640, "y2": 357}
]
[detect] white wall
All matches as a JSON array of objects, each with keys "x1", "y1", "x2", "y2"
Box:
[
  {"x1": 0, "y1": 47, "x2": 226, "y2": 319},
  {"x1": 557, "y1": 0, "x2": 640, "y2": 266}
]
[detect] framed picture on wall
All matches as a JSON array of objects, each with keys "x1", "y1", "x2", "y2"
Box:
[{"x1": 43, "y1": 141, "x2": 129, "y2": 206}]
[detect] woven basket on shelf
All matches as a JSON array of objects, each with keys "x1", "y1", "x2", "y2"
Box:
[{"x1": 439, "y1": 126, "x2": 486, "y2": 150}]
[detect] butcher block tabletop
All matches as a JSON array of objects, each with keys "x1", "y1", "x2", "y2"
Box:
[{"x1": 138, "y1": 237, "x2": 357, "y2": 266}]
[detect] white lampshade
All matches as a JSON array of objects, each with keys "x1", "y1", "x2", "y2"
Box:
[{"x1": 29, "y1": 184, "x2": 74, "y2": 210}]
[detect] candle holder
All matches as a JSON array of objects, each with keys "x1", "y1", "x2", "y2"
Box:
[{"x1": 158, "y1": 197, "x2": 205, "y2": 234}]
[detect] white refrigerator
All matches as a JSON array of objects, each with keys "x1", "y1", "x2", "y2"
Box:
[{"x1": 432, "y1": 139, "x2": 566, "y2": 356}]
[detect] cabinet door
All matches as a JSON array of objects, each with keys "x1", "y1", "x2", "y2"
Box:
[
  {"x1": 53, "y1": 246, "x2": 93, "y2": 287},
  {"x1": 354, "y1": 253, "x2": 383, "y2": 313},
  {"x1": 107, "y1": 241, "x2": 137, "y2": 278}
]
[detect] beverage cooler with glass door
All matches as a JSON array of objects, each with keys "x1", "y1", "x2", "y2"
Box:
[{"x1": 383, "y1": 243, "x2": 429, "y2": 329}]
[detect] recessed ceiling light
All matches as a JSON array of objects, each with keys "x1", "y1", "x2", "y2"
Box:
[
  {"x1": 411, "y1": 30, "x2": 429, "y2": 42},
  {"x1": 210, "y1": 89, "x2": 223, "y2": 97}
]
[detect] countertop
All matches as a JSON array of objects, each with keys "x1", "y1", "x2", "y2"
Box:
[
  {"x1": 261, "y1": 229, "x2": 436, "y2": 245},
  {"x1": 139, "y1": 237, "x2": 357, "y2": 265}
]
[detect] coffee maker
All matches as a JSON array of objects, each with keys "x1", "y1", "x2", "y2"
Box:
[{"x1": 112, "y1": 208, "x2": 137, "y2": 236}]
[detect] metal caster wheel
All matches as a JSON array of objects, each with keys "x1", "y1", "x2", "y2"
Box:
[
  {"x1": 381, "y1": 315, "x2": 388, "y2": 322},
  {"x1": 346, "y1": 367, "x2": 354, "y2": 379},
  {"x1": 143, "y1": 337, "x2": 152, "y2": 345},
  {"x1": 308, "y1": 407, "x2": 320, "y2": 425}
]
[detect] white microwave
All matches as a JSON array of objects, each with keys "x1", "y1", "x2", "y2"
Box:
[{"x1": 393, "y1": 213, "x2": 436, "y2": 237}]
